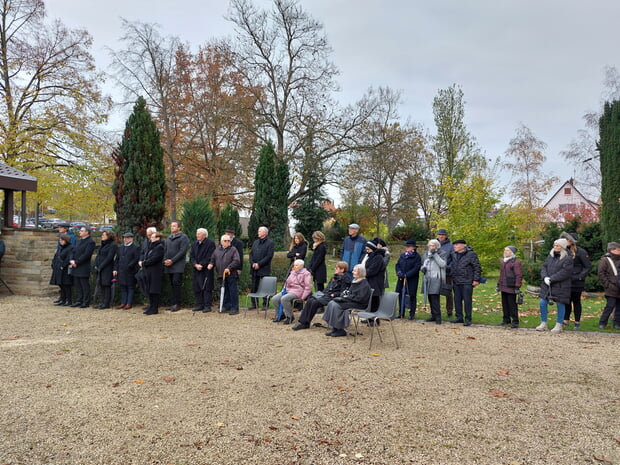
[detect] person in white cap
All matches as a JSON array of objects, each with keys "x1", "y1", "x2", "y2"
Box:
[
  {"x1": 536, "y1": 238, "x2": 573, "y2": 333},
  {"x1": 340, "y1": 223, "x2": 366, "y2": 279}
]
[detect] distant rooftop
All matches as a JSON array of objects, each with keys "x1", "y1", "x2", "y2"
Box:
[{"x1": 0, "y1": 163, "x2": 37, "y2": 192}]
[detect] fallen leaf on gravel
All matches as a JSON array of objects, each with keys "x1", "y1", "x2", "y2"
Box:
[
  {"x1": 187, "y1": 344, "x2": 197, "y2": 347},
  {"x1": 415, "y1": 355, "x2": 425, "y2": 358},
  {"x1": 163, "y1": 377, "x2": 176, "y2": 382},
  {"x1": 159, "y1": 336, "x2": 168, "y2": 339},
  {"x1": 392, "y1": 378, "x2": 399, "y2": 381},
  {"x1": 200, "y1": 389, "x2": 210, "y2": 394},
  {"x1": 291, "y1": 415, "x2": 300, "y2": 420},
  {"x1": 497, "y1": 369, "x2": 510, "y2": 377},
  {"x1": 593, "y1": 454, "x2": 612, "y2": 463},
  {"x1": 216, "y1": 422, "x2": 225, "y2": 428},
  {"x1": 112, "y1": 382, "x2": 120, "y2": 387},
  {"x1": 467, "y1": 336, "x2": 476, "y2": 340},
  {"x1": 371, "y1": 353, "x2": 380, "y2": 357},
  {"x1": 337, "y1": 386, "x2": 352, "y2": 391},
  {"x1": 615, "y1": 437, "x2": 620, "y2": 444},
  {"x1": 355, "y1": 453, "x2": 364, "y2": 458},
  {"x1": 135, "y1": 424, "x2": 143, "y2": 429},
  {"x1": 490, "y1": 389, "x2": 510, "y2": 398},
  {"x1": 134, "y1": 380, "x2": 144, "y2": 384},
  {"x1": 268, "y1": 425, "x2": 278, "y2": 430},
  {"x1": 274, "y1": 344, "x2": 283, "y2": 348},
  {"x1": 2, "y1": 336, "x2": 19, "y2": 341},
  {"x1": 236, "y1": 367, "x2": 243, "y2": 370},
  {"x1": 582, "y1": 346, "x2": 592, "y2": 349},
  {"x1": 339, "y1": 453, "x2": 347, "y2": 458},
  {"x1": 45, "y1": 384, "x2": 52, "y2": 388}
]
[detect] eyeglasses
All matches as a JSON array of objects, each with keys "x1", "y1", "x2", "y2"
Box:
[{"x1": 222, "y1": 239, "x2": 231, "y2": 242}]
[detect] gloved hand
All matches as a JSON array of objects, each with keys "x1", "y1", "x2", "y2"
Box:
[{"x1": 544, "y1": 277, "x2": 551, "y2": 286}]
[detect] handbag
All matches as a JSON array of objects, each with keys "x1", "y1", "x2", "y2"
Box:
[
  {"x1": 439, "y1": 281, "x2": 452, "y2": 296},
  {"x1": 516, "y1": 290, "x2": 524, "y2": 305}
]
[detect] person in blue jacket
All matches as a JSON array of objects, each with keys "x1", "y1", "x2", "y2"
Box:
[
  {"x1": 340, "y1": 223, "x2": 366, "y2": 279},
  {"x1": 395, "y1": 240, "x2": 422, "y2": 319}
]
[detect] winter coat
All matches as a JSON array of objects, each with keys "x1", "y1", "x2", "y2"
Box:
[
  {"x1": 164, "y1": 232, "x2": 190, "y2": 274},
  {"x1": 143, "y1": 240, "x2": 165, "y2": 294},
  {"x1": 95, "y1": 239, "x2": 117, "y2": 286},
  {"x1": 421, "y1": 249, "x2": 447, "y2": 295},
  {"x1": 314, "y1": 272, "x2": 353, "y2": 305},
  {"x1": 230, "y1": 237, "x2": 244, "y2": 271},
  {"x1": 210, "y1": 245, "x2": 241, "y2": 278},
  {"x1": 249, "y1": 237, "x2": 275, "y2": 277},
  {"x1": 448, "y1": 246, "x2": 482, "y2": 285},
  {"x1": 308, "y1": 242, "x2": 327, "y2": 286},
  {"x1": 395, "y1": 250, "x2": 422, "y2": 281},
  {"x1": 539, "y1": 250, "x2": 573, "y2": 304},
  {"x1": 598, "y1": 252, "x2": 620, "y2": 298},
  {"x1": 497, "y1": 257, "x2": 523, "y2": 294},
  {"x1": 71, "y1": 236, "x2": 96, "y2": 278},
  {"x1": 340, "y1": 234, "x2": 366, "y2": 274},
  {"x1": 438, "y1": 237, "x2": 452, "y2": 256},
  {"x1": 364, "y1": 248, "x2": 387, "y2": 297},
  {"x1": 283, "y1": 267, "x2": 313, "y2": 301},
  {"x1": 382, "y1": 248, "x2": 391, "y2": 288},
  {"x1": 190, "y1": 238, "x2": 216, "y2": 272},
  {"x1": 336, "y1": 278, "x2": 372, "y2": 311},
  {"x1": 568, "y1": 245, "x2": 591, "y2": 291},
  {"x1": 115, "y1": 242, "x2": 140, "y2": 286},
  {"x1": 287, "y1": 241, "x2": 307, "y2": 264},
  {"x1": 50, "y1": 243, "x2": 73, "y2": 286}
]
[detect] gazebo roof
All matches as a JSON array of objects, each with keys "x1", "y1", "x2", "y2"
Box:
[{"x1": 0, "y1": 163, "x2": 37, "y2": 192}]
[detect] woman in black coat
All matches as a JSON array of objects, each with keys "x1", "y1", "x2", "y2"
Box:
[
  {"x1": 50, "y1": 234, "x2": 74, "y2": 306},
  {"x1": 142, "y1": 232, "x2": 165, "y2": 315},
  {"x1": 536, "y1": 239, "x2": 573, "y2": 333},
  {"x1": 559, "y1": 232, "x2": 591, "y2": 329},
  {"x1": 363, "y1": 242, "x2": 386, "y2": 312},
  {"x1": 308, "y1": 231, "x2": 327, "y2": 291},
  {"x1": 287, "y1": 232, "x2": 308, "y2": 265},
  {"x1": 94, "y1": 231, "x2": 117, "y2": 309}
]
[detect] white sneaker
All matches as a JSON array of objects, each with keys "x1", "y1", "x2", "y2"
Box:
[
  {"x1": 535, "y1": 322, "x2": 548, "y2": 331},
  {"x1": 550, "y1": 323, "x2": 563, "y2": 334}
]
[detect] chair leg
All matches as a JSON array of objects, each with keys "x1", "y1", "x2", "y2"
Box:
[
  {"x1": 368, "y1": 319, "x2": 376, "y2": 349},
  {"x1": 389, "y1": 321, "x2": 400, "y2": 349}
]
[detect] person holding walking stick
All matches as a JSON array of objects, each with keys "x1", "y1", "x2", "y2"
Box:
[
  {"x1": 395, "y1": 240, "x2": 421, "y2": 319},
  {"x1": 209, "y1": 235, "x2": 241, "y2": 315}
]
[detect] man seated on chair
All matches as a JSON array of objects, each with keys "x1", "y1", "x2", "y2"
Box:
[
  {"x1": 322, "y1": 264, "x2": 372, "y2": 337},
  {"x1": 292, "y1": 261, "x2": 352, "y2": 331},
  {"x1": 271, "y1": 259, "x2": 312, "y2": 325}
]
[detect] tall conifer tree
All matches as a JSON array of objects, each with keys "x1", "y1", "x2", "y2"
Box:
[
  {"x1": 598, "y1": 100, "x2": 620, "y2": 246},
  {"x1": 216, "y1": 204, "x2": 242, "y2": 239},
  {"x1": 113, "y1": 97, "x2": 167, "y2": 237}
]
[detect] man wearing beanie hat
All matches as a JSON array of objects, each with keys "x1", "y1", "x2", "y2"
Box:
[
  {"x1": 448, "y1": 239, "x2": 482, "y2": 326},
  {"x1": 340, "y1": 224, "x2": 366, "y2": 279},
  {"x1": 559, "y1": 231, "x2": 591, "y2": 330},
  {"x1": 363, "y1": 240, "x2": 386, "y2": 312},
  {"x1": 597, "y1": 242, "x2": 620, "y2": 330},
  {"x1": 536, "y1": 239, "x2": 573, "y2": 333},
  {"x1": 497, "y1": 245, "x2": 522, "y2": 328}
]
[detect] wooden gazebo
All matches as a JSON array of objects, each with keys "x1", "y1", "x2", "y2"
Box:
[{"x1": 0, "y1": 163, "x2": 37, "y2": 227}]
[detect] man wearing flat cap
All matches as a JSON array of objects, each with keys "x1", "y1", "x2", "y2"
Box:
[
  {"x1": 449, "y1": 239, "x2": 482, "y2": 326},
  {"x1": 340, "y1": 223, "x2": 366, "y2": 279},
  {"x1": 114, "y1": 232, "x2": 140, "y2": 309}
]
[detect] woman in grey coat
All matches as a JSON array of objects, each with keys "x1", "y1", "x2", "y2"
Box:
[{"x1": 421, "y1": 239, "x2": 447, "y2": 324}]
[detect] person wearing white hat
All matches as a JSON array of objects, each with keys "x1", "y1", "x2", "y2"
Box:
[{"x1": 536, "y1": 238, "x2": 573, "y2": 333}]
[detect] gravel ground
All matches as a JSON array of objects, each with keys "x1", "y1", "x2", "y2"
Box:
[{"x1": 1, "y1": 295, "x2": 619, "y2": 465}]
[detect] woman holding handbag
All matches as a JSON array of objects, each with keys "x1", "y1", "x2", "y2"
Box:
[{"x1": 497, "y1": 246, "x2": 523, "y2": 329}]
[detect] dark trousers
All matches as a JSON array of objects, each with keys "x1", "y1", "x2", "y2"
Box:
[
  {"x1": 396, "y1": 276, "x2": 418, "y2": 318},
  {"x1": 565, "y1": 290, "x2": 583, "y2": 322},
  {"x1": 120, "y1": 285, "x2": 135, "y2": 306},
  {"x1": 60, "y1": 285, "x2": 72, "y2": 304},
  {"x1": 428, "y1": 294, "x2": 441, "y2": 322},
  {"x1": 299, "y1": 297, "x2": 325, "y2": 325},
  {"x1": 600, "y1": 296, "x2": 620, "y2": 326},
  {"x1": 453, "y1": 283, "x2": 473, "y2": 321},
  {"x1": 101, "y1": 285, "x2": 111, "y2": 307},
  {"x1": 443, "y1": 276, "x2": 454, "y2": 315},
  {"x1": 168, "y1": 273, "x2": 183, "y2": 305},
  {"x1": 314, "y1": 280, "x2": 325, "y2": 292},
  {"x1": 501, "y1": 291, "x2": 519, "y2": 324},
  {"x1": 149, "y1": 293, "x2": 160, "y2": 313},
  {"x1": 74, "y1": 276, "x2": 90, "y2": 305},
  {"x1": 222, "y1": 275, "x2": 239, "y2": 311},
  {"x1": 251, "y1": 275, "x2": 268, "y2": 308}
]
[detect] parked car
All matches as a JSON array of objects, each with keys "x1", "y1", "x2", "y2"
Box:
[
  {"x1": 98, "y1": 224, "x2": 115, "y2": 232},
  {"x1": 70, "y1": 221, "x2": 89, "y2": 232},
  {"x1": 40, "y1": 218, "x2": 64, "y2": 229}
]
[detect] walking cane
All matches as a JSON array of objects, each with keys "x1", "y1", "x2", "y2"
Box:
[
  {"x1": 219, "y1": 270, "x2": 230, "y2": 313},
  {"x1": 400, "y1": 277, "x2": 407, "y2": 318}
]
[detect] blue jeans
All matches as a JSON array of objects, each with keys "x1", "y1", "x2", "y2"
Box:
[
  {"x1": 453, "y1": 283, "x2": 473, "y2": 321},
  {"x1": 539, "y1": 298, "x2": 565, "y2": 323}
]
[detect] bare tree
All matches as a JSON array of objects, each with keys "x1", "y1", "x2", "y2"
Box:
[{"x1": 0, "y1": 0, "x2": 110, "y2": 169}]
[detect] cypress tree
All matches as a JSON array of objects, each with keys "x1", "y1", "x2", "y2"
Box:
[
  {"x1": 292, "y1": 174, "x2": 330, "y2": 239},
  {"x1": 216, "y1": 203, "x2": 242, "y2": 239},
  {"x1": 112, "y1": 97, "x2": 167, "y2": 238},
  {"x1": 598, "y1": 101, "x2": 620, "y2": 246},
  {"x1": 248, "y1": 142, "x2": 290, "y2": 249},
  {"x1": 181, "y1": 195, "x2": 215, "y2": 239}
]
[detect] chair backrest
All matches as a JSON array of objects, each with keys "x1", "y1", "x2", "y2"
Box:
[
  {"x1": 258, "y1": 276, "x2": 278, "y2": 296},
  {"x1": 375, "y1": 292, "x2": 399, "y2": 319}
]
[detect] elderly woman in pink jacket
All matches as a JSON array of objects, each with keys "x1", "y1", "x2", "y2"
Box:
[{"x1": 271, "y1": 259, "x2": 313, "y2": 325}]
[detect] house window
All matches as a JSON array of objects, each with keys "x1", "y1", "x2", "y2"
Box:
[
  {"x1": 559, "y1": 204, "x2": 576, "y2": 212},
  {"x1": 564, "y1": 187, "x2": 571, "y2": 195}
]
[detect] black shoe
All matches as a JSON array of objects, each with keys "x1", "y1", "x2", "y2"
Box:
[
  {"x1": 247, "y1": 306, "x2": 257, "y2": 311},
  {"x1": 325, "y1": 330, "x2": 335, "y2": 336},
  {"x1": 330, "y1": 329, "x2": 347, "y2": 337},
  {"x1": 99, "y1": 305, "x2": 110, "y2": 310},
  {"x1": 80, "y1": 304, "x2": 89, "y2": 308},
  {"x1": 169, "y1": 305, "x2": 180, "y2": 312},
  {"x1": 143, "y1": 306, "x2": 150, "y2": 311},
  {"x1": 463, "y1": 320, "x2": 472, "y2": 326},
  {"x1": 283, "y1": 316, "x2": 294, "y2": 325},
  {"x1": 436, "y1": 320, "x2": 442, "y2": 325},
  {"x1": 202, "y1": 307, "x2": 212, "y2": 313},
  {"x1": 53, "y1": 298, "x2": 63, "y2": 304},
  {"x1": 446, "y1": 312, "x2": 453, "y2": 317},
  {"x1": 510, "y1": 323, "x2": 519, "y2": 329},
  {"x1": 426, "y1": 318, "x2": 436, "y2": 322},
  {"x1": 451, "y1": 318, "x2": 464, "y2": 323},
  {"x1": 63, "y1": 301, "x2": 72, "y2": 307},
  {"x1": 408, "y1": 314, "x2": 415, "y2": 320},
  {"x1": 192, "y1": 306, "x2": 204, "y2": 312},
  {"x1": 501, "y1": 321, "x2": 511, "y2": 326},
  {"x1": 54, "y1": 301, "x2": 65, "y2": 306},
  {"x1": 70, "y1": 302, "x2": 82, "y2": 308},
  {"x1": 144, "y1": 310, "x2": 159, "y2": 315},
  {"x1": 599, "y1": 324, "x2": 606, "y2": 329},
  {"x1": 228, "y1": 310, "x2": 239, "y2": 315},
  {"x1": 292, "y1": 323, "x2": 310, "y2": 331},
  {"x1": 614, "y1": 325, "x2": 620, "y2": 330}
]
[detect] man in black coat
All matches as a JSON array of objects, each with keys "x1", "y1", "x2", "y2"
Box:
[
  {"x1": 137, "y1": 227, "x2": 157, "y2": 306},
  {"x1": 69, "y1": 226, "x2": 96, "y2": 308},
  {"x1": 248, "y1": 226, "x2": 274, "y2": 309},
  {"x1": 190, "y1": 228, "x2": 216, "y2": 313},
  {"x1": 448, "y1": 239, "x2": 482, "y2": 326},
  {"x1": 225, "y1": 227, "x2": 244, "y2": 278},
  {"x1": 114, "y1": 232, "x2": 140, "y2": 309},
  {"x1": 437, "y1": 228, "x2": 454, "y2": 317},
  {"x1": 163, "y1": 221, "x2": 190, "y2": 312}
]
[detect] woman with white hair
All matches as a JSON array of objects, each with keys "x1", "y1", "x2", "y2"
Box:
[
  {"x1": 497, "y1": 245, "x2": 523, "y2": 328},
  {"x1": 536, "y1": 238, "x2": 573, "y2": 333},
  {"x1": 271, "y1": 259, "x2": 312, "y2": 325},
  {"x1": 421, "y1": 239, "x2": 447, "y2": 324}
]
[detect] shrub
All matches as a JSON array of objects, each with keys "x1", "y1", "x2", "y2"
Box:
[{"x1": 522, "y1": 262, "x2": 542, "y2": 286}]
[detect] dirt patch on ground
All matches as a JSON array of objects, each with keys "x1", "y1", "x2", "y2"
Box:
[{"x1": 1, "y1": 295, "x2": 619, "y2": 465}]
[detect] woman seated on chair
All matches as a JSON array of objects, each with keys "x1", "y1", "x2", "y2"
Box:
[
  {"x1": 271, "y1": 259, "x2": 312, "y2": 325},
  {"x1": 292, "y1": 261, "x2": 352, "y2": 331},
  {"x1": 322, "y1": 264, "x2": 372, "y2": 337}
]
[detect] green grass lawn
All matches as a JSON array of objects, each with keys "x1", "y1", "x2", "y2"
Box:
[{"x1": 319, "y1": 255, "x2": 618, "y2": 332}]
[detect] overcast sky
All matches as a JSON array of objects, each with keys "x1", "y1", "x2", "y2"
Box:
[{"x1": 47, "y1": 0, "x2": 619, "y2": 201}]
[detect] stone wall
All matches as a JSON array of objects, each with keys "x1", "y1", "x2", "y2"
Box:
[{"x1": 0, "y1": 228, "x2": 58, "y2": 296}]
